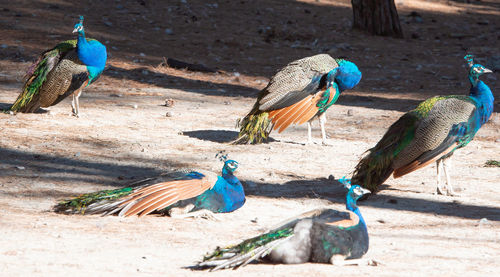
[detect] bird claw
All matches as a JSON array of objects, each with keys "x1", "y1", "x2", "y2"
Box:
[
  {"x1": 321, "y1": 140, "x2": 333, "y2": 146},
  {"x1": 436, "y1": 186, "x2": 460, "y2": 197},
  {"x1": 171, "y1": 209, "x2": 222, "y2": 221}
]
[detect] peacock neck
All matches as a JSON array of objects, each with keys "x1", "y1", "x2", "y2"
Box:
[
  {"x1": 77, "y1": 32, "x2": 88, "y2": 50},
  {"x1": 346, "y1": 197, "x2": 366, "y2": 227},
  {"x1": 469, "y1": 80, "x2": 494, "y2": 125}
]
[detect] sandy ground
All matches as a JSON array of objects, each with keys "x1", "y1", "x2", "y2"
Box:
[{"x1": 0, "y1": 0, "x2": 499, "y2": 276}]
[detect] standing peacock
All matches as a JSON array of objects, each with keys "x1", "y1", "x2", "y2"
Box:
[
  {"x1": 10, "y1": 16, "x2": 107, "y2": 117},
  {"x1": 350, "y1": 55, "x2": 494, "y2": 196},
  {"x1": 196, "y1": 184, "x2": 373, "y2": 270},
  {"x1": 54, "y1": 160, "x2": 245, "y2": 218},
  {"x1": 233, "y1": 54, "x2": 361, "y2": 145}
]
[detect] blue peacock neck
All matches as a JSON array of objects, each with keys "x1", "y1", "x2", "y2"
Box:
[
  {"x1": 469, "y1": 79, "x2": 494, "y2": 125},
  {"x1": 346, "y1": 195, "x2": 366, "y2": 227}
]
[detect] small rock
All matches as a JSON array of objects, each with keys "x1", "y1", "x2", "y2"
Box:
[
  {"x1": 478, "y1": 218, "x2": 490, "y2": 226},
  {"x1": 347, "y1": 109, "x2": 354, "y2": 116},
  {"x1": 164, "y1": 98, "x2": 175, "y2": 107},
  {"x1": 16, "y1": 166, "x2": 25, "y2": 170},
  {"x1": 103, "y1": 21, "x2": 113, "y2": 27},
  {"x1": 109, "y1": 94, "x2": 123, "y2": 97},
  {"x1": 164, "y1": 28, "x2": 173, "y2": 35},
  {"x1": 224, "y1": 101, "x2": 231, "y2": 105},
  {"x1": 477, "y1": 19, "x2": 489, "y2": 25},
  {"x1": 251, "y1": 217, "x2": 258, "y2": 223},
  {"x1": 234, "y1": 72, "x2": 240, "y2": 77},
  {"x1": 132, "y1": 104, "x2": 138, "y2": 109},
  {"x1": 377, "y1": 219, "x2": 385, "y2": 224},
  {"x1": 165, "y1": 111, "x2": 173, "y2": 117},
  {"x1": 74, "y1": 152, "x2": 81, "y2": 157},
  {"x1": 141, "y1": 70, "x2": 148, "y2": 75},
  {"x1": 139, "y1": 53, "x2": 146, "y2": 57}
]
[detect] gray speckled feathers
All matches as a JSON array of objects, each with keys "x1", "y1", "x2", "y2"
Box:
[
  {"x1": 259, "y1": 54, "x2": 338, "y2": 111},
  {"x1": 393, "y1": 98, "x2": 475, "y2": 168}
]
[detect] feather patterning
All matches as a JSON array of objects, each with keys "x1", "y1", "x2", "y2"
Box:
[
  {"x1": 10, "y1": 16, "x2": 107, "y2": 117},
  {"x1": 351, "y1": 55, "x2": 494, "y2": 195},
  {"x1": 233, "y1": 54, "x2": 362, "y2": 145},
  {"x1": 197, "y1": 185, "x2": 372, "y2": 271},
  {"x1": 54, "y1": 160, "x2": 245, "y2": 217}
]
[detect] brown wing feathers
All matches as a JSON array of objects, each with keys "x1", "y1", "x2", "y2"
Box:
[
  {"x1": 268, "y1": 94, "x2": 321, "y2": 133},
  {"x1": 393, "y1": 143, "x2": 457, "y2": 178},
  {"x1": 118, "y1": 179, "x2": 213, "y2": 217}
]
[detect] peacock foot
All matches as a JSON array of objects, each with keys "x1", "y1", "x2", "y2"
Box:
[
  {"x1": 321, "y1": 140, "x2": 333, "y2": 146},
  {"x1": 330, "y1": 255, "x2": 380, "y2": 266},
  {"x1": 436, "y1": 185, "x2": 460, "y2": 197},
  {"x1": 171, "y1": 209, "x2": 222, "y2": 221}
]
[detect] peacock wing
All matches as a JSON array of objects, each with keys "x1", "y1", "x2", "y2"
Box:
[
  {"x1": 118, "y1": 170, "x2": 218, "y2": 217},
  {"x1": 39, "y1": 49, "x2": 89, "y2": 107},
  {"x1": 259, "y1": 54, "x2": 338, "y2": 111},
  {"x1": 393, "y1": 96, "x2": 476, "y2": 177}
]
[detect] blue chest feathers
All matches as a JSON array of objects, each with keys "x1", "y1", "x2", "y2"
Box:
[
  {"x1": 194, "y1": 176, "x2": 245, "y2": 213},
  {"x1": 77, "y1": 36, "x2": 107, "y2": 81}
]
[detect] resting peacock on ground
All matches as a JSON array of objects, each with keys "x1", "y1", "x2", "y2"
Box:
[
  {"x1": 196, "y1": 184, "x2": 374, "y2": 271},
  {"x1": 233, "y1": 54, "x2": 361, "y2": 145},
  {"x1": 54, "y1": 160, "x2": 245, "y2": 218},
  {"x1": 350, "y1": 55, "x2": 494, "y2": 196},
  {"x1": 10, "y1": 16, "x2": 107, "y2": 117}
]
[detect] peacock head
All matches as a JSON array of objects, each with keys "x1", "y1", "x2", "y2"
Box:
[
  {"x1": 73, "y1": 16, "x2": 85, "y2": 35},
  {"x1": 465, "y1": 55, "x2": 493, "y2": 84},
  {"x1": 346, "y1": 184, "x2": 371, "y2": 202},
  {"x1": 334, "y1": 60, "x2": 362, "y2": 91},
  {"x1": 223, "y1": 160, "x2": 239, "y2": 174}
]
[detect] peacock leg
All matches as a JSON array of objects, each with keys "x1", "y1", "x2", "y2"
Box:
[
  {"x1": 443, "y1": 158, "x2": 459, "y2": 196},
  {"x1": 330, "y1": 255, "x2": 379, "y2": 266},
  {"x1": 436, "y1": 159, "x2": 447, "y2": 195},
  {"x1": 319, "y1": 113, "x2": 331, "y2": 146},
  {"x1": 72, "y1": 90, "x2": 82, "y2": 117},
  {"x1": 306, "y1": 121, "x2": 313, "y2": 145}
]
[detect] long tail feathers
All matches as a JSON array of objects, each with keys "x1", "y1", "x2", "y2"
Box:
[
  {"x1": 10, "y1": 50, "x2": 59, "y2": 112},
  {"x1": 53, "y1": 187, "x2": 134, "y2": 215},
  {"x1": 197, "y1": 228, "x2": 293, "y2": 271},
  {"x1": 232, "y1": 107, "x2": 273, "y2": 144},
  {"x1": 351, "y1": 113, "x2": 417, "y2": 192}
]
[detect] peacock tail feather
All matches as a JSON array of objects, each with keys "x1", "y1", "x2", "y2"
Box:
[
  {"x1": 232, "y1": 104, "x2": 273, "y2": 144},
  {"x1": 54, "y1": 187, "x2": 133, "y2": 214},
  {"x1": 351, "y1": 112, "x2": 418, "y2": 192},
  {"x1": 203, "y1": 227, "x2": 293, "y2": 262}
]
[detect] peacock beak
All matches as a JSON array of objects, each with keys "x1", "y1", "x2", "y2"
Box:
[
  {"x1": 483, "y1": 67, "x2": 493, "y2": 74},
  {"x1": 72, "y1": 28, "x2": 78, "y2": 33},
  {"x1": 360, "y1": 187, "x2": 371, "y2": 195}
]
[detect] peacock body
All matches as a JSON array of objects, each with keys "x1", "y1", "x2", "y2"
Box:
[
  {"x1": 54, "y1": 160, "x2": 245, "y2": 217},
  {"x1": 351, "y1": 55, "x2": 494, "y2": 195},
  {"x1": 197, "y1": 185, "x2": 371, "y2": 270},
  {"x1": 10, "y1": 16, "x2": 107, "y2": 116},
  {"x1": 234, "y1": 54, "x2": 362, "y2": 145}
]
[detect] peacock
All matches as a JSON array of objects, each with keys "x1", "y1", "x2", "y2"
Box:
[
  {"x1": 233, "y1": 54, "x2": 362, "y2": 145},
  {"x1": 350, "y1": 55, "x2": 494, "y2": 196},
  {"x1": 10, "y1": 16, "x2": 107, "y2": 117},
  {"x1": 196, "y1": 184, "x2": 373, "y2": 271},
  {"x1": 54, "y1": 159, "x2": 245, "y2": 218}
]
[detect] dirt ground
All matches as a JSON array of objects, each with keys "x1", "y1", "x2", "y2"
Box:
[{"x1": 0, "y1": 0, "x2": 499, "y2": 276}]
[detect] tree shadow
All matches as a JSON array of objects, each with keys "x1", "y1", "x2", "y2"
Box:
[
  {"x1": 244, "y1": 178, "x2": 500, "y2": 221},
  {"x1": 103, "y1": 65, "x2": 260, "y2": 98},
  {"x1": 0, "y1": 147, "x2": 180, "y2": 186}
]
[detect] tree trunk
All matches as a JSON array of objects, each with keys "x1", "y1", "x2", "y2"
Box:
[{"x1": 352, "y1": 0, "x2": 403, "y2": 38}]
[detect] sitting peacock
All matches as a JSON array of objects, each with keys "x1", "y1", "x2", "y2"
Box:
[
  {"x1": 10, "y1": 16, "x2": 107, "y2": 117},
  {"x1": 233, "y1": 54, "x2": 361, "y2": 145},
  {"x1": 196, "y1": 184, "x2": 373, "y2": 270},
  {"x1": 350, "y1": 55, "x2": 494, "y2": 196},
  {"x1": 54, "y1": 159, "x2": 245, "y2": 218}
]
